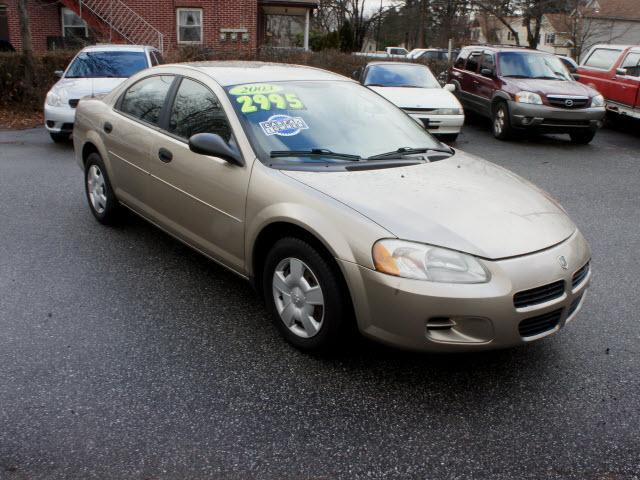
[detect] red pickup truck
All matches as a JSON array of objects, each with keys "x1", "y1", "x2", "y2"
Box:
[{"x1": 577, "y1": 44, "x2": 640, "y2": 120}]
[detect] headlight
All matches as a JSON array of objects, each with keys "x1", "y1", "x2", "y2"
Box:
[
  {"x1": 372, "y1": 239, "x2": 490, "y2": 283},
  {"x1": 431, "y1": 108, "x2": 464, "y2": 115},
  {"x1": 45, "y1": 90, "x2": 65, "y2": 107},
  {"x1": 515, "y1": 91, "x2": 543, "y2": 105},
  {"x1": 591, "y1": 94, "x2": 605, "y2": 107}
]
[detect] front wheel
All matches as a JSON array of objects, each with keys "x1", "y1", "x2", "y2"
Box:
[
  {"x1": 263, "y1": 237, "x2": 351, "y2": 352},
  {"x1": 84, "y1": 153, "x2": 122, "y2": 225},
  {"x1": 436, "y1": 133, "x2": 459, "y2": 143},
  {"x1": 492, "y1": 102, "x2": 512, "y2": 140},
  {"x1": 569, "y1": 129, "x2": 597, "y2": 144}
]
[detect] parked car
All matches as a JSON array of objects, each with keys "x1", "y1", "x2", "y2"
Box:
[
  {"x1": 408, "y1": 48, "x2": 460, "y2": 62},
  {"x1": 354, "y1": 47, "x2": 409, "y2": 59},
  {"x1": 557, "y1": 55, "x2": 579, "y2": 74},
  {"x1": 354, "y1": 62, "x2": 464, "y2": 142},
  {"x1": 45, "y1": 44, "x2": 162, "y2": 143},
  {"x1": 73, "y1": 62, "x2": 591, "y2": 353},
  {"x1": 449, "y1": 45, "x2": 606, "y2": 143},
  {"x1": 576, "y1": 44, "x2": 640, "y2": 121}
]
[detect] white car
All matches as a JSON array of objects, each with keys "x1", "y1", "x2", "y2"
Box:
[
  {"x1": 44, "y1": 44, "x2": 162, "y2": 143},
  {"x1": 356, "y1": 62, "x2": 465, "y2": 142}
]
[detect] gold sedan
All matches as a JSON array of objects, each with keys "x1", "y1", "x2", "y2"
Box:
[{"x1": 73, "y1": 62, "x2": 591, "y2": 352}]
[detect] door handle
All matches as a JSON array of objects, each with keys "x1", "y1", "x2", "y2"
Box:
[
  {"x1": 158, "y1": 148, "x2": 173, "y2": 163},
  {"x1": 103, "y1": 122, "x2": 113, "y2": 134}
]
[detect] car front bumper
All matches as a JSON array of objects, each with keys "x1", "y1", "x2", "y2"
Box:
[
  {"x1": 44, "y1": 104, "x2": 76, "y2": 133},
  {"x1": 408, "y1": 113, "x2": 465, "y2": 135},
  {"x1": 340, "y1": 230, "x2": 591, "y2": 352},
  {"x1": 508, "y1": 101, "x2": 605, "y2": 131}
]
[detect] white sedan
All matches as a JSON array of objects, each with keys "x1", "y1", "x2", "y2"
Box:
[
  {"x1": 357, "y1": 62, "x2": 465, "y2": 142},
  {"x1": 44, "y1": 44, "x2": 161, "y2": 143}
]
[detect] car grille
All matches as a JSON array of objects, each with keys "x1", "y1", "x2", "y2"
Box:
[
  {"x1": 68, "y1": 99, "x2": 79, "y2": 108},
  {"x1": 568, "y1": 294, "x2": 583, "y2": 317},
  {"x1": 513, "y1": 280, "x2": 565, "y2": 308},
  {"x1": 572, "y1": 262, "x2": 590, "y2": 288},
  {"x1": 519, "y1": 308, "x2": 563, "y2": 337},
  {"x1": 547, "y1": 96, "x2": 589, "y2": 109}
]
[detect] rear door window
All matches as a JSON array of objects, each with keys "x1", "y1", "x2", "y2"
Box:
[
  {"x1": 465, "y1": 52, "x2": 482, "y2": 72},
  {"x1": 119, "y1": 75, "x2": 174, "y2": 126},
  {"x1": 583, "y1": 48, "x2": 622, "y2": 70}
]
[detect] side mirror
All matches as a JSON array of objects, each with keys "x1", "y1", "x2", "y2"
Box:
[
  {"x1": 616, "y1": 67, "x2": 627, "y2": 76},
  {"x1": 480, "y1": 68, "x2": 494, "y2": 77},
  {"x1": 188, "y1": 133, "x2": 244, "y2": 166},
  {"x1": 54, "y1": 70, "x2": 64, "y2": 78},
  {"x1": 444, "y1": 83, "x2": 455, "y2": 92}
]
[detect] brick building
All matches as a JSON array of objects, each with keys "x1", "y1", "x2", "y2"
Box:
[{"x1": 0, "y1": 0, "x2": 317, "y2": 54}]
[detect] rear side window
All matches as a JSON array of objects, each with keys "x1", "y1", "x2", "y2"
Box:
[
  {"x1": 583, "y1": 48, "x2": 622, "y2": 70},
  {"x1": 150, "y1": 50, "x2": 164, "y2": 66},
  {"x1": 168, "y1": 78, "x2": 232, "y2": 141},
  {"x1": 465, "y1": 52, "x2": 482, "y2": 72},
  {"x1": 119, "y1": 75, "x2": 174, "y2": 126},
  {"x1": 621, "y1": 52, "x2": 640, "y2": 77}
]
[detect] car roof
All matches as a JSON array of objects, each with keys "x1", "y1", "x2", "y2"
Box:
[
  {"x1": 463, "y1": 45, "x2": 545, "y2": 54},
  {"x1": 175, "y1": 61, "x2": 349, "y2": 86},
  {"x1": 80, "y1": 44, "x2": 153, "y2": 52}
]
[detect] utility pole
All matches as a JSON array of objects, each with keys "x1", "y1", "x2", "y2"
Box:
[
  {"x1": 16, "y1": 0, "x2": 35, "y2": 95},
  {"x1": 375, "y1": 0, "x2": 383, "y2": 50}
]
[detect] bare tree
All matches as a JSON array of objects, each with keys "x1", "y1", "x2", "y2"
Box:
[{"x1": 16, "y1": 0, "x2": 35, "y2": 93}]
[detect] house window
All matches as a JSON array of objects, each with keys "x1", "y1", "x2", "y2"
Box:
[
  {"x1": 61, "y1": 8, "x2": 88, "y2": 38},
  {"x1": 177, "y1": 8, "x2": 202, "y2": 44},
  {"x1": 507, "y1": 31, "x2": 514, "y2": 41},
  {"x1": 545, "y1": 33, "x2": 556, "y2": 45}
]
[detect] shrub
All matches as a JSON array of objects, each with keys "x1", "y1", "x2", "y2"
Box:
[{"x1": 0, "y1": 50, "x2": 76, "y2": 109}]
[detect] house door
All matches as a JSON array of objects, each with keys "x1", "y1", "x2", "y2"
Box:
[{"x1": 0, "y1": 5, "x2": 9, "y2": 41}]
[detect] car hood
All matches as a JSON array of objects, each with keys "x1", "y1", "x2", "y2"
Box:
[
  {"x1": 506, "y1": 78, "x2": 597, "y2": 97},
  {"x1": 52, "y1": 77, "x2": 126, "y2": 99},
  {"x1": 282, "y1": 151, "x2": 575, "y2": 260},
  {"x1": 369, "y1": 86, "x2": 461, "y2": 109}
]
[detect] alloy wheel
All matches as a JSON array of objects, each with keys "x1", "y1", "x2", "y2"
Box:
[
  {"x1": 494, "y1": 107, "x2": 505, "y2": 136},
  {"x1": 272, "y1": 257, "x2": 325, "y2": 338}
]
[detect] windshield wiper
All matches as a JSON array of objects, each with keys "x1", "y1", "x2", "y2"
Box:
[
  {"x1": 270, "y1": 149, "x2": 361, "y2": 161},
  {"x1": 503, "y1": 75, "x2": 532, "y2": 78},
  {"x1": 367, "y1": 146, "x2": 453, "y2": 161}
]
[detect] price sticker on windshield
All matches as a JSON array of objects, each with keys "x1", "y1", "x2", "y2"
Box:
[{"x1": 229, "y1": 83, "x2": 305, "y2": 114}]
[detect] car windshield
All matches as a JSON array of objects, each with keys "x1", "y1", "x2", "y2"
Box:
[
  {"x1": 364, "y1": 64, "x2": 440, "y2": 88},
  {"x1": 499, "y1": 52, "x2": 572, "y2": 80},
  {"x1": 225, "y1": 80, "x2": 442, "y2": 164},
  {"x1": 65, "y1": 51, "x2": 148, "y2": 78}
]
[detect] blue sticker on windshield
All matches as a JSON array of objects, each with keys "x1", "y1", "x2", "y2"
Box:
[{"x1": 259, "y1": 114, "x2": 309, "y2": 137}]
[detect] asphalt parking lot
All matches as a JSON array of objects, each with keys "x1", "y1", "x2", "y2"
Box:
[{"x1": 1, "y1": 122, "x2": 639, "y2": 480}]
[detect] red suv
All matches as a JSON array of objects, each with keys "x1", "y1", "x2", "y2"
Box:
[
  {"x1": 577, "y1": 44, "x2": 640, "y2": 121},
  {"x1": 449, "y1": 46, "x2": 606, "y2": 143}
]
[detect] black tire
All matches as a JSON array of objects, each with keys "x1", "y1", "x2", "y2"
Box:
[
  {"x1": 49, "y1": 131, "x2": 70, "y2": 143},
  {"x1": 263, "y1": 237, "x2": 351, "y2": 352},
  {"x1": 492, "y1": 101, "x2": 512, "y2": 140},
  {"x1": 436, "y1": 133, "x2": 459, "y2": 143},
  {"x1": 569, "y1": 129, "x2": 597, "y2": 145},
  {"x1": 84, "y1": 152, "x2": 121, "y2": 225}
]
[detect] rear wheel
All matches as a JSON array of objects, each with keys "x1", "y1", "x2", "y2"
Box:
[
  {"x1": 492, "y1": 101, "x2": 512, "y2": 140},
  {"x1": 49, "y1": 131, "x2": 70, "y2": 143},
  {"x1": 84, "y1": 152, "x2": 122, "y2": 225},
  {"x1": 263, "y1": 237, "x2": 351, "y2": 352},
  {"x1": 569, "y1": 129, "x2": 597, "y2": 145}
]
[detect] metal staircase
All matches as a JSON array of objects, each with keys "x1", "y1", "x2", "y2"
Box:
[{"x1": 72, "y1": 0, "x2": 164, "y2": 52}]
